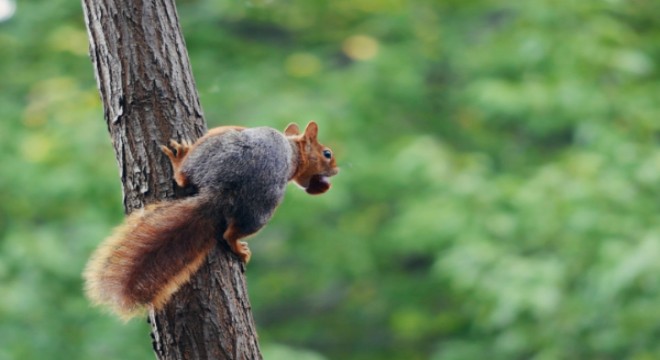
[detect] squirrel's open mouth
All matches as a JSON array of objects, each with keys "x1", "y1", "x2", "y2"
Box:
[{"x1": 306, "y1": 174, "x2": 331, "y2": 195}]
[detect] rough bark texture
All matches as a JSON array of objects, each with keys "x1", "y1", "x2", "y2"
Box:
[{"x1": 81, "y1": 0, "x2": 262, "y2": 358}]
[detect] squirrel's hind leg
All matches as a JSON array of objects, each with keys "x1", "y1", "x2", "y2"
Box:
[{"x1": 223, "y1": 220, "x2": 254, "y2": 263}]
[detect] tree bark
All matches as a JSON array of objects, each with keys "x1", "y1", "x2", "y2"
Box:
[{"x1": 81, "y1": 0, "x2": 262, "y2": 358}]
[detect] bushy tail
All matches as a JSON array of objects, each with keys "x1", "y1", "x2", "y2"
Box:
[{"x1": 83, "y1": 195, "x2": 216, "y2": 320}]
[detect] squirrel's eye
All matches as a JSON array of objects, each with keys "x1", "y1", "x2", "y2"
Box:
[{"x1": 322, "y1": 149, "x2": 332, "y2": 159}]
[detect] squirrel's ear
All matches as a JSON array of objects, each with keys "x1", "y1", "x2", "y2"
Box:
[
  {"x1": 303, "y1": 121, "x2": 318, "y2": 141},
  {"x1": 284, "y1": 123, "x2": 300, "y2": 136}
]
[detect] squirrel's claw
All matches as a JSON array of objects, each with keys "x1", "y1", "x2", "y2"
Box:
[
  {"x1": 170, "y1": 140, "x2": 190, "y2": 157},
  {"x1": 237, "y1": 241, "x2": 252, "y2": 264},
  {"x1": 160, "y1": 145, "x2": 175, "y2": 159},
  {"x1": 162, "y1": 139, "x2": 193, "y2": 188},
  {"x1": 162, "y1": 139, "x2": 191, "y2": 160}
]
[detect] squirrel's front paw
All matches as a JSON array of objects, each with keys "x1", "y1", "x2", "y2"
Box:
[
  {"x1": 161, "y1": 139, "x2": 193, "y2": 188},
  {"x1": 161, "y1": 139, "x2": 191, "y2": 164}
]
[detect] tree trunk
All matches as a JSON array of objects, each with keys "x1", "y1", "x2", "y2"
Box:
[{"x1": 81, "y1": 0, "x2": 262, "y2": 358}]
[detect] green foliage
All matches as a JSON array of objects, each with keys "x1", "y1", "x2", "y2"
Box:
[{"x1": 2, "y1": 0, "x2": 660, "y2": 359}]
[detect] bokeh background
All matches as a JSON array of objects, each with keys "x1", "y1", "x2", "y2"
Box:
[{"x1": 2, "y1": 0, "x2": 660, "y2": 359}]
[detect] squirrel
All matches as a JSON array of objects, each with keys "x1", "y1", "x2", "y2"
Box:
[{"x1": 83, "y1": 121, "x2": 338, "y2": 320}]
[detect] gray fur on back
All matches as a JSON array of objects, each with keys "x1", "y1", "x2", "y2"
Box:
[{"x1": 181, "y1": 127, "x2": 294, "y2": 232}]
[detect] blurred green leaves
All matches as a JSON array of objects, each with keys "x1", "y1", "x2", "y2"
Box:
[{"x1": 2, "y1": 0, "x2": 660, "y2": 359}]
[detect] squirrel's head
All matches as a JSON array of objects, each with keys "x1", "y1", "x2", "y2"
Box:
[{"x1": 285, "y1": 121, "x2": 339, "y2": 195}]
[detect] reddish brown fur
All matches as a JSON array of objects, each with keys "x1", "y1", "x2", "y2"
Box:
[
  {"x1": 286, "y1": 122, "x2": 339, "y2": 193},
  {"x1": 84, "y1": 197, "x2": 216, "y2": 320},
  {"x1": 223, "y1": 220, "x2": 252, "y2": 263}
]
